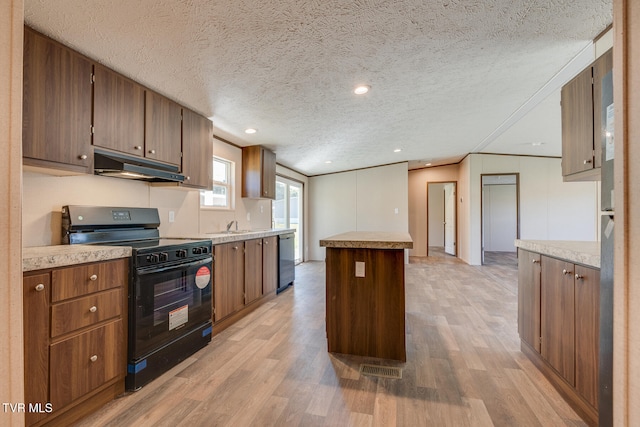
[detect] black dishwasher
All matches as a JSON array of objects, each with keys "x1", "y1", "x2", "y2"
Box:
[{"x1": 278, "y1": 233, "x2": 295, "y2": 293}]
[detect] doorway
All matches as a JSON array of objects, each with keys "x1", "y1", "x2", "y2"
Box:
[
  {"x1": 273, "y1": 175, "x2": 304, "y2": 264},
  {"x1": 481, "y1": 173, "x2": 520, "y2": 265},
  {"x1": 427, "y1": 181, "x2": 457, "y2": 257}
]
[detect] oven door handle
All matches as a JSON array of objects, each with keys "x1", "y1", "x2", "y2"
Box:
[{"x1": 136, "y1": 257, "x2": 213, "y2": 275}]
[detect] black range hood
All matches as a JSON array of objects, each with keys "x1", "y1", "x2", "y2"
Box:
[{"x1": 93, "y1": 148, "x2": 185, "y2": 183}]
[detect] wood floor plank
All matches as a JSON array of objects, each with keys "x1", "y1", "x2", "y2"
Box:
[{"x1": 70, "y1": 254, "x2": 587, "y2": 427}]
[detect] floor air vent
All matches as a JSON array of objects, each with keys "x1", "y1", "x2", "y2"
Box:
[{"x1": 359, "y1": 364, "x2": 402, "y2": 379}]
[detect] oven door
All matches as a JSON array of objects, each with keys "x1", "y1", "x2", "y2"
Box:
[{"x1": 130, "y1": 256, "x2": 212, "y2": 359}]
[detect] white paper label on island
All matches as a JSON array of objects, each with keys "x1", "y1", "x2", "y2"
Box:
[
  {"x1": 169, "y1": 305, "x2": 189, "y2": 330},
  {"x1": 355, "y1": 261, "x2": 365, "y2": 278}
]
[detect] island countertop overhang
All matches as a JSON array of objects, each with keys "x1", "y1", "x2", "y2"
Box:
[{"x1": 319, "y1": 231, "x2": 413, "y2": 250}]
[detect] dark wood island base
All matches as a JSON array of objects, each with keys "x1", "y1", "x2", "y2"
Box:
[{"x1": 320, "y1": 232, "x2": 413, "y2": 362}]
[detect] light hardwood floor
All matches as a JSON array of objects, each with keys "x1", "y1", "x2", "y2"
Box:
[{"x1": 74, "y1": 254, "x2": 586, "y2": 427}]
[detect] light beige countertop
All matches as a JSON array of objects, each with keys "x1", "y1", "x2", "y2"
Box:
[
  {"x1": 173, "y1": 228, "x2": 296, "y2": 245},
  {"x1": 515, "y1": 240, "x2": 601, "y2": 269},
  {"x1": 23, "y1": 245, "x2": 132, "y2": 272},
  {"x1": 319, "y1": 231, "x2": 413, "y2": 250}
]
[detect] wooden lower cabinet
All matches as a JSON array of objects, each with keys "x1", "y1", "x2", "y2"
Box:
[
  {"x1": 541, "y1": 256, "x2": 576, "y2": 385},
  {"x1": 23, "y1": 258, "x2": 128, "y2": 427},
  {"x1": 245, "y1": 239, "x2": 263, "y2": 304},
  {"x1": 574, "y1": 264, "x2": 600, "y2": 408},
  {"x1": 518, "y1": 249, "x2": 541, "y2": 352},
  {"x1": 518, "y1": 249, "x2": 600, "y2": 425},
  {"x1": 262, "y1": 236, "x2": 278, "y2": 295},
  {"x1": 214, "y1": 242, "x2": 245, "y2": 321}
]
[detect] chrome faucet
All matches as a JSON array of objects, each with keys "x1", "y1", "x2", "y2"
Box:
[{"x1": 226, "y1": 220, "x2": 237, "y2": 232}]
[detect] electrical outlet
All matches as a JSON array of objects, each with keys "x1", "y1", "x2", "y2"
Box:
[
  {"x1": 168, "y1": 211, "x2": 175, "y2": 223},
  {"x1": 394, "y1": 208, "x2": 399, "y2": 214},
  {"x1": 247, "y1": 212, "x2": 251, "y2": 222},
  {"x1": 355, "y1": 261, "x2": 365, "y2": 278},
  {"x1": 260, "y1": 205, "x2": 264, "y2": 213}
]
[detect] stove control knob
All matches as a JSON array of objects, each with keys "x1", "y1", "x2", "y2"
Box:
[
  {"x1": 192, "y1": 247, "x2": 202, "y2": 254},
  {"x1": 147, "y1": 253, "x2": 160, "y2": 263},
  {"x1": 159, "y1": 252, "x2": 169, "y2": 262},
  {"x1": 177, "y1": 249, "x2": 188, "y2": 258},
  {"x1": 200, "y1": 246, "x2": 209, "y2": 254}
]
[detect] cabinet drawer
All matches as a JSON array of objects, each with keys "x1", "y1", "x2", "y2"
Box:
[
  {"x1": 49, "y1": 320, "x2": 124, "y2": 409},
  {"x1": 51, "y1": 259, "x2": 128, "y2": 302},
  {"x1": 51, "y1": 289, "x2": 122, "y2": 337}
]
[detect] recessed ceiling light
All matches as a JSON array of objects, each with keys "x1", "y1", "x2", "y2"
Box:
[
  {"x1": 354, "y1": 85, "x2": 370, "y2": 95},
  {"x1": 394, "y1": 148, "x2": 402, "y2": 153},
  {"x1": 325, "y1": 160, "x2": 332, "y2": 164},
  {"x1": 245, "y1": 128, "x2": 257, "y2": 134},
  {"x1": 425, "y1": 163, "x2": 432, "y2": 166},
  {"x1": 531, "y1": 141, "x2": 544, "y2": 146}
]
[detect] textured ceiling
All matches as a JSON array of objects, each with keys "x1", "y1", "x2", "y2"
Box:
[{"x1": 24, "y1": 0, "x2": 612, "y2": 176}]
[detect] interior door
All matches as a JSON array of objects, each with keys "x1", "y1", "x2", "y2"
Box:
[{"x1": 444, "y1": 183, "x2": 456, "y2": 255}]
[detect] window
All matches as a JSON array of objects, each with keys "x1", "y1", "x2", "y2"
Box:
[{"x1": 200, "y1": 157, "x2": 233, "y2": 209}]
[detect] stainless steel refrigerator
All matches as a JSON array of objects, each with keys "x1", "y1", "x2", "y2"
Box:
[{"x1": 599, "y1": 68, "x2": 614, "y2": 427}]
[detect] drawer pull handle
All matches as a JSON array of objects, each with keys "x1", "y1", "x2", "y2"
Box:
[
  {"x1": 233, "y1": 246, "x2": 239, "y2": 250},
  {"x1": 89, "y1": 274, "x2": 98, "y2": 281},
  {"x1": 575, "y1": 274, "x2": 584, "y2": 280},
  {"x1": 562, "y1": 269, "x2": 572, "y2": 275},
  {"x1": 149, "y1": 149, "x2": 156, "y2": 154},
  {"x1": 264, "y1": 241, "x2": 268, "y2": 245},
  {"x1": 90, "y1": 355, "x2": 98, "y2": 363},
  {"x1": 532, "y1": 259, "x2": 539, "y2": 264},
  {"x1": 89, "y1": 306, "x2": 97, "y2": 313},
  {"x1": 584, "y1": 159, "x2": 592, "y2": 165},
  {"x1": 35, "y1": 283, "x2": 45, "y2": 292},
  {"x1": 79, "y1": 154, "x2": 88, "y2": 160},
  {"x1": 134, "y1": 146, "x2": 142, "y2": 150}
]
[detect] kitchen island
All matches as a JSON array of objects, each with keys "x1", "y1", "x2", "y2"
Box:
[{"x1": 320, "y1": 231, "x2": 413, "y2": 362}]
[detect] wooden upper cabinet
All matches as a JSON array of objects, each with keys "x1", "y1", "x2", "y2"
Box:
[
  {"x1": 561, "y1": 66, "x2": 594, "y2": 177},
  {"x1": 145, "y1": 91, "x2": 182, "y2": 166},
  {"x1": 242, "y1": 145, "x2": 276, "y2": 199},
  {"x1": 22, "y1": 27, "x2": 93, "y2": 172},
  {"x1": 593, "y1": 49, "x2": 613, "y2": 170},
  {"x1": 93, "y1": 64, "x2": 145, "y2": 156},
  {"x1": 182, "y1": 108, "x2": 213, "y2": 189},
  {"x1": 561, "y1": 48, "x2": 613, "y2": 180}
]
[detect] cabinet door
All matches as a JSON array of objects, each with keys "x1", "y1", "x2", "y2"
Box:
[
  {"x1": 145, "y1": 91, "x2": 182, "y2": 166},
  {"x1": 518, "y1": 249, "x2": 541, "y2": 352},
  {"x1": 245, "y1": 239, "x2": 263, "y2": 304},
  {"x1": 561, "y1": 66, "x2": 594, "y2": 176},
  {"x1": 49, "y1": 320, "x2": 123, "y2": 409},
  {"x1": 23, "y1": 273, "x2": 51, "y2": 426},
  {"x1": 593, "y1": 49, "x2": 613, "y2": 170},
  {"x1": 541, "y1": 256, "x2": 575, "y2": 385},
  {"x1": 182, "y1": 108, "x2": 213, "y2": 189},
  {"x1": 93, "y1": 64, "x2": 145, "y2": 156},
  {"x1": 214, "y1": 242, "x2": 245, "y2": 321},
  {"x1": 22, "y1": 27, "x2": 93, "y2": 171},
  {"x1": 262, "y1": 236, "x2": 278, "y2": 295},
  {"x1": 262, "y1": 148, "x2": 276, "y2": 198},
  {"x1": 575, "y1": 265, "x2": 600, "y2": 408}
]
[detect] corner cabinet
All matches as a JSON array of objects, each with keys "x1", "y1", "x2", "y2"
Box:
[
  {"x1": 518, "y1": 249, "x2": 600, "y2": 426},
  {"x1": 561, "y1": 48, "x2": 612, "y2": 181},
  {"x1": 182, "y1": 108, "x2": 213, "y2": 189},
  {"x1": 23, "y1": 258, "x2": 128, "y2": 427},
  {"x1": 22, "y1": 27, "x2": 93, "y2": 173},
  {"x1": 242, "y1": 145, "x2": 276, "y2": 199}
]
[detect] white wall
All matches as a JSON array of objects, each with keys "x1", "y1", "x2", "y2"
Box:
[
  {"x1": 467, "y1": 153, "x2": 599, "y2": 265},
  {"x1": 408, "y1": 154, "x2": 598, "y2": 264},
  {"x1": 22, "y1": 137, "x2": 273, "y2": 247},
  {"x1": 308, "y1": 162, "x2": 409, "y2": 261},
  {"x1": 483, "y1": 184, "x2": 517, "y2": 252}
]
